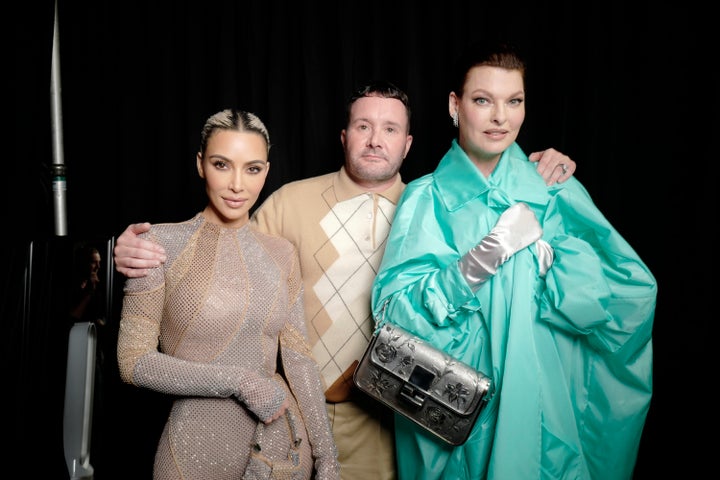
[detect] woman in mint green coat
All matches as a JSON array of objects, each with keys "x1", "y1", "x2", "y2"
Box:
[{"x1": 370, "y1": 41, "x2": 656, "y2": 480}]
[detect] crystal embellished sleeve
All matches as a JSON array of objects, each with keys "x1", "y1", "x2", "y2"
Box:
[{"x1": 279, "y1": 253, "x2": 340, "y2": 478}]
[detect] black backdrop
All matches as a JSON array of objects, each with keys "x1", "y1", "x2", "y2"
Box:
[{"x1": 9, "y1": 1, "x2": 712, "y2": 478}]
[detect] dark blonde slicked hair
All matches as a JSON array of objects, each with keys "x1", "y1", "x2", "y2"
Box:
[
  {"x1": 451, "y1": 41, "x2": 526, "y2": 98},
  {"x1": 198, "y1": 109, "x2": 270, "y2": 157}
]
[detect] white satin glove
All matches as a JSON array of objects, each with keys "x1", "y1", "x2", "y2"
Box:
[
  {"x1": 535, "y1": 239, "x2": 554, "y2": 277},
  {"x1": 459, "y1": 202, "x2": 543, "y2": 291}
]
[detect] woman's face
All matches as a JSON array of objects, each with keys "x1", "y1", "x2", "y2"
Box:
[
  {"x1": 196, "y1": 130, "x2": 269, "y2": 228},
  {"x1": 451, "y1": 65, "x2": 525, "y2": 165}
]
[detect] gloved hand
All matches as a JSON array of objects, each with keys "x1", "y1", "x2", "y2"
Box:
[
  {"x1": 314, "y1": 453, "x2": 341, "y2": 480},
  {"x1": 235, "y1": 376, "x2": 286, "y2": 422},
  {"x1": 459, "y1": 202, "x2": 543, "y2": 291},
  {"x1": 535, "y1": 239, "x2": 554, "y2": 277}
]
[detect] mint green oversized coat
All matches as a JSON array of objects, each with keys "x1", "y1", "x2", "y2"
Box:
[{"x1": 370, "y1": 140, "x2": 657, "y2": 480}]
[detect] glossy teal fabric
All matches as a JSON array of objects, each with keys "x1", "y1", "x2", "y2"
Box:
[{"x1": 371, "y1": 140, "x2": 656, "y2": 480}]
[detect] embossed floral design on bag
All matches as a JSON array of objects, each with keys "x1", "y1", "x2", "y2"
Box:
[{"x1": 354, "y1": 322, "x2": 493, "y2": 445}]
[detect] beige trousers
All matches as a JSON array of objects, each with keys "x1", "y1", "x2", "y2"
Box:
[{"x1": 326, "y1": 395, "x2": 396, "y2": 480}]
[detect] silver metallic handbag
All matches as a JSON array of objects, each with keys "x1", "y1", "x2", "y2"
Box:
[
  {"x1": 243, "y1": 410, "x2": 303, "y2": 480},
  {"x1": 354, "y1": 321, "x2": 493, "y2": 446}
]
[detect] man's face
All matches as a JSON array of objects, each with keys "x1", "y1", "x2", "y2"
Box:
[{"x1": 340, "y1": 95, "x2": 412, "y2": 189}]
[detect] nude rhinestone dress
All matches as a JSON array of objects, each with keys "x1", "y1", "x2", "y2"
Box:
[{"x1": 117, "y1": 213, "x2": 339, "y2": 479}]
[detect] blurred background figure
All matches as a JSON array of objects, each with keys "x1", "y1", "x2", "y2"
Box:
[
  {"x1": 68, "y1": 242, "x2": 111, "y2": 474},
  {"x1": 69, "y1": 245, "x2": 105, "y2": 326}
]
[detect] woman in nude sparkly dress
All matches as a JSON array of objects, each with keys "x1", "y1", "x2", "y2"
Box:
[{"x1": 117, "y1": 109, "x2": 339, "y2": 480}]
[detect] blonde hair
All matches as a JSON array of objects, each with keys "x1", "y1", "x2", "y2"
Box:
[{"x1": 198, "y1": 109, "x2": 270, "y2": 157}]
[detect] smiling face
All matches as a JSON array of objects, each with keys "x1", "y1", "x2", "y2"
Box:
[
  {"x1": 196, "y1": 129, "x2": 269, "y2": 228},
  {"x1": 449, "y1": 65, "x2": 525, "y2": 173},
  {"x1": 340, "y1": 95, "x2": 413, "y2": 191}
]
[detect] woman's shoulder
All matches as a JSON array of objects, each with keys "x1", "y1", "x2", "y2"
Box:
[
  {"x1": 248, "y1": 226, "x2": 297, "y2": 255},
  {"x1": 142, "y1": 214, "x2": 203, "y2": 243},
  {"x1": 391, "y1": 174, "x2": 436, "y2": 216},
  {"x1": 150, "y1": 213, "x2": 203, "y2": 235},
  {"x1": 247, "y1": 227, "x2": 300, "y2": 276},
  {"x1": 403, "y1": 172, "x2": 435, "y2": 194}
]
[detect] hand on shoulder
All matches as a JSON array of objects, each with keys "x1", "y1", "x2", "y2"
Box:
[
  {"x1": 528, "y1": 148, "x2": 576, "y2": 186},
  {"x1": 114, "y1": 222, "x2": 167, "y2": 278}
]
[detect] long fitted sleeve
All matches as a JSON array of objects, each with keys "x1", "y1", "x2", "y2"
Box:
[{"x1": 278, "y1": 258, "x2": 339, "y2": 478}]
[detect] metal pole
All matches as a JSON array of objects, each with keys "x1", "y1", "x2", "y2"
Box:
[{"x1": 51, "y1": 0, "x2": 67, "y2": 236}]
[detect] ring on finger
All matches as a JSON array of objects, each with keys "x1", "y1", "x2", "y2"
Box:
[{"x1": 560, "y1": 163, "x2": 568, "y2": 174}]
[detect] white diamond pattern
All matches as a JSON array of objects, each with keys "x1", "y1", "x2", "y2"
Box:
[{"x1": 311, "y1": 193, "x2": 396, "y2": 386}]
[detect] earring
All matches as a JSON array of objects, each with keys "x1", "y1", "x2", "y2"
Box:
[{"x1": 452, "y1": 112, "x2": 458, "y2": 128}]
